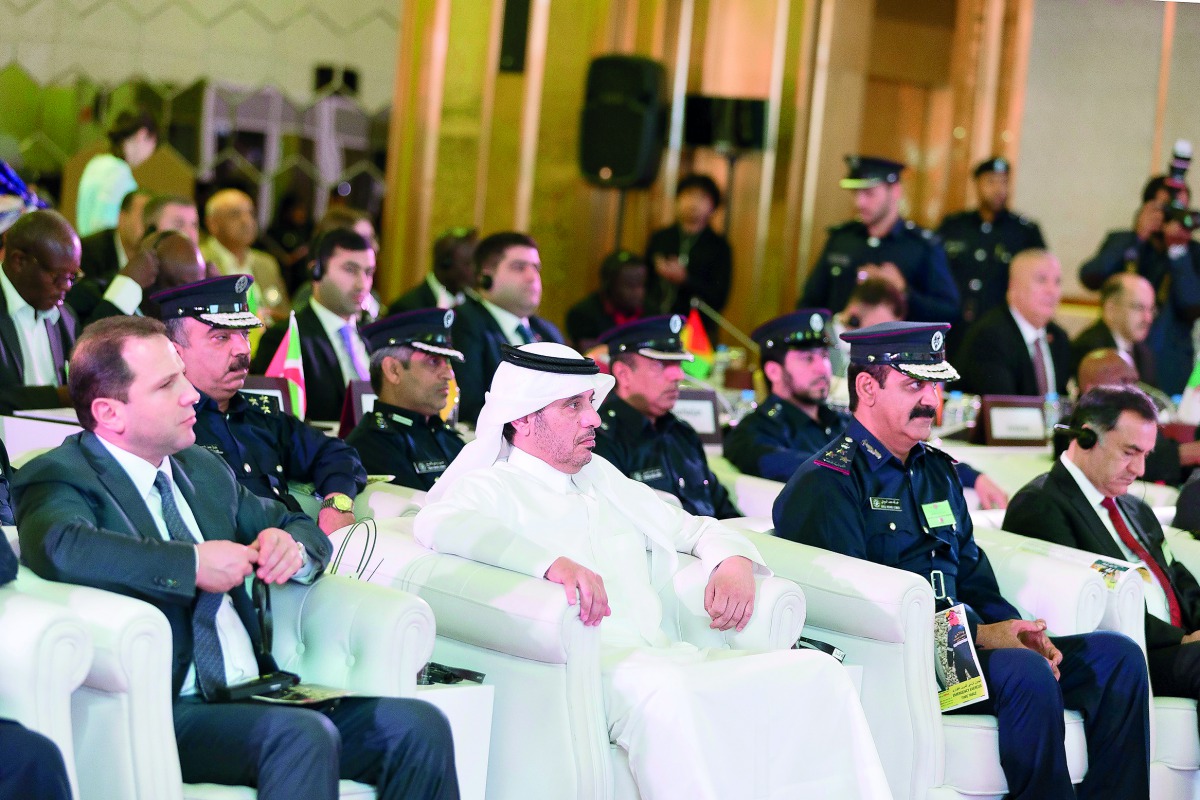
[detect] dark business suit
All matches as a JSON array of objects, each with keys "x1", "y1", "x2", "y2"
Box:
[
  {"x1": 251, "y1": 305, "x2": 354, "y2": 422},
  {"x1": 1070, "y1": 319, "x2": 1157, "y2": 388},
  {"x1": 388, "y1": 279, "x2": 439, "y2": 314},
  {"x1": 1006, "y1": 460, "x2": 1200, "y2": 703},
  {"x1": 956, "y1": 306, "x2": 1071, "y2": 397},
  {"x1": 13, "y1": 432, "x2": 457, "y2": 800},
  {"x1": 0, "y1": 289, "x2": 78, "y2": 414},
  {"x1": 451, "y1": 296, "x2": 564, "y2": 424},
  {"x1": 0, "y1": 457, "x2": 72, "y2": 800},
  {"x1": 77, "y1": 228, "x2": 121, "y2": 287}
]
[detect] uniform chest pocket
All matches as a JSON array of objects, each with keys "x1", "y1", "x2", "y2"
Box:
[{"x1": 864, "y1": 515, "x2": 906, "y2": 565}]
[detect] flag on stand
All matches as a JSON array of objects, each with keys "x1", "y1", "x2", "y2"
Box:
[
  {"x1": 264, "y1": 311, "x2": 306, "y2": 419},
  {"x1": 680, "y1": 308, "x2": 713, "y2": 379},
  {"x1": 1177, "y1": 360, "x2": 1200, "y2": 425}
]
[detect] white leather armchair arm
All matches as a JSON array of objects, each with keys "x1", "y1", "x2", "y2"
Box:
[
  {"x1": 271, "y1": 574, "x2": 434, "y2": 697},
  {"x1": 973, "y1": 528, "x2": 1107, "y2": 636},
  {"x1": 14, "y1": 569, "x2": 180, "y2": 800},
  {"x1": 0, "y1": 576, "x2": 92, "y2": 799},
  {"x1": 731, "y1": 474, "x2": 784, "y2": 519},
  {"x1": 668, "y1": 555, "x2": 805, "y2": 651}
]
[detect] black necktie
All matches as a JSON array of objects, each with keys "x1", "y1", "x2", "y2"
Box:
[{"x1": 155, "y1": 472, "x2": 227, "y2": 700}]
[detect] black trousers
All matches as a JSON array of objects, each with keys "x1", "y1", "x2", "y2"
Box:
[
  {"x1": 174, "y1": 695, "x2": 459, "y2": 800},
  {"x1": 0, "y1": 718, "x2": 71, "y2": 800}
]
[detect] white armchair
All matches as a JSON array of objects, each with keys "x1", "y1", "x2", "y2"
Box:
[
  {"x1": 20, "y1": 572, "x2": 435, "y2": 800},
  {"x1": 744, "y1": 529, "x2": 1120, "y2": 800},
  {"x1": 342, "y1": 517, "x2": 806, "y2": 800},
  {"x1": 0, "y1": 570, "x2": 93, "y2": 800}
]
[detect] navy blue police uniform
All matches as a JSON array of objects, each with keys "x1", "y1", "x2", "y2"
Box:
[
  {"x1": 799, "y1": 156, "x2": 960, "y2": 322},
  {"x1": 345, "y1": 309, "x2": 466, "y2": 491},
  {"x1": 593, "y1": 315, "x2": 741, "y2": 519},
  {"x1": 154, "y1": 276, "x2": 367, "y2": 510},
  {"x1": 772, "y1": 320, "x2": 1151, "y2": 800},
  {"x1": 937, "y1": 158, "x2": 1046, "y2": 343}
]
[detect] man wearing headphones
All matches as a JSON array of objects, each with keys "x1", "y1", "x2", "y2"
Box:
[
  {"x1": 251, "y1": 228, "x2": 375, "y2": 422},
  {"x1": 1006, "y1": 384, "x2": 1200, "y2": 708},
  {"x1": 450, "y1": 231, "x2": 564, "y2": 425},
  {"x1": 389, "y1": 227, "x2": 477, "y2": 313}
]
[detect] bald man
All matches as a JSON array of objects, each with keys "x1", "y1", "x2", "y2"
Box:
[
  {"x1": 957, "y1": 249, "x2": 1072, "y2": 397},
  {"x1": 201, "y1": 189, "x2": 290, "y2": 324},
  {"x1": 1072, "y1": 348, "x2": 1200, "y2": 485},
  {"x1": 69, "y1": 230, "x2": 207, "y2": 326},
  {"x1": 0, "y1": 209, "x2": 81, "y2": 413},
  {"x1": 1072, "y1": 273, "x2": 1157, "y2": 387}
]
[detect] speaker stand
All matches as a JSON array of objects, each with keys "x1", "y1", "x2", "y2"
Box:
[
  {"x1": 722, "y1": 150, "x2": 741, "y2": 235},
  {"x1": 614, "y1": 188, "x2": 628, "y2": 249}
]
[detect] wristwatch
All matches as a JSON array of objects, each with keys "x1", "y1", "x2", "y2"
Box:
[{"x1": 320, "y1": 494, "x2": 353, "y2": 513}]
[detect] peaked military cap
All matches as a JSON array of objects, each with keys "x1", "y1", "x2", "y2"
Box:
[
  {"x1": 752, "y1": 309, "x2": 832, "y2": 353},
  {"x1": 974, "y1": 156, "x2": 1010, "y2": 178},
  {"x1": 599, "y1": 314, "x2": 694, "y2": 362},
  {"x1": 841, "y1": 320, "x2": 960, "y2": 382},
  {"x1": 152, "y1": 275, "x2": 262, "y2": 329},
  {"x1": 840, "y1": 155, "x2": 905, "y2": 189},
  {"x1": 361, "y1": 308, "x2": 464, "y2": 361}
]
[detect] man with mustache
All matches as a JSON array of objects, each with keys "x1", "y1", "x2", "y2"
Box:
[
  {"x1": 592, "y1": 315, "x2": 741, "y2": 519},
  {"x1": 345, "y1": 309, "x2": 466, "y2": 491},
  {"x1": 725, "y1": 309, "x2": 1009, "y2": 506},
  {"x1": 251, "y1": 228, "x2": 375, "y2": 422},
  {"x1": 0, "y1": 209, "x2": 81, "y2": 414},
  {"x1": 1006, "y1": 384, "x2": 1200, "y2": 721},
  {"x1": 156, "y1": 276, "x2": 365, "y2": 535},
  {"x1": 773, "y1": 321, "x2": 1151, "y2": 800},
  {"x1": 414, "y1": 341, "x2": 891, "y2": 799}
]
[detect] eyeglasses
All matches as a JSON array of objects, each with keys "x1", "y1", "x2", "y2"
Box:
[{"x1": 18, "y1": 250, "x2": 81, "y2": 288}]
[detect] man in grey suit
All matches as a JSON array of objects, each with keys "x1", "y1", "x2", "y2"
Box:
[{"x1": 13, "y1": 316, "x2": 458, "y2": 799}]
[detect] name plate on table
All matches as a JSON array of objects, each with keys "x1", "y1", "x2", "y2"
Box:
[
  {"x1": 673, "y1": 388, "x2": 721, "y2": 444},
  {"x1": 980, "y1": 395, "x2": 1047, "y2": 446}
]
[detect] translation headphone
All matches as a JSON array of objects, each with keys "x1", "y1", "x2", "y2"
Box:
[
  {"x1": 309, "y1": 231, "x2": 330, "y2": 281},
  {"x1": 1053, "y1": 423, "x2": 1098, "y2": 450},
  {"x1": 478, "y1": 273, "x2": 493, "y2": 291}
]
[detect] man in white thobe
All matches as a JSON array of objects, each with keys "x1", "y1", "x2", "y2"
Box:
[{"x1": 415, "y1": 341, "x2": 891, "y2": 800}]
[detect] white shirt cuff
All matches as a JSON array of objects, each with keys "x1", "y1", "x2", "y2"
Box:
[{"x1": 102, "y1": 274, "x2": 144, "y2": 315}]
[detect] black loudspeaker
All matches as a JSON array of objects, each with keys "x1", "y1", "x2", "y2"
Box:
[
  {"x1": 579, "y1": 55, "x2": 666, "y2": 189},
  {"x1": 499, "y1": 0, "x2": 531, "y2": 73},
  {"x1": 683, "y1": 95, "x2": 767, "y2": 152}
]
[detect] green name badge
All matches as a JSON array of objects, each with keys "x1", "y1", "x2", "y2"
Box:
[
  {"x1": 870, "y1": 497, "x2": 902, "y2": 512},
  {"x1": 921, "y1": 500, "x2": 956, "y2": 528}
]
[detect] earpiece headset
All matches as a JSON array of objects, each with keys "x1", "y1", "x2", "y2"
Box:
[
  {"x1": 478, "y1": 273, "x2": 493, "y2": 291},
  {"x1": 310, "y1": 231, "x2": 329, "y2": 281},
  {"x1": 1053, "y1": 423, "x2": 1098, "y2": 450}
]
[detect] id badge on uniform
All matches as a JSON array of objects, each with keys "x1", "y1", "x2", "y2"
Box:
[{"x1": 921, "y1": 500, "x2": 955, "y2": 528}]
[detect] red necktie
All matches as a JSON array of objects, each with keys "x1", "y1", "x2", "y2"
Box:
[
  {"x1": 1101, "y1": 496, "x2": 1182, "y2": 627},
  {"x1": 1031, "y1": 336, "x2": 1049, "y2": 396}
]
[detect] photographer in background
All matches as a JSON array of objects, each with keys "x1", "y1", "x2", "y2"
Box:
[{"x1": 1147, "y1": 201, "x2": 1200, "y2": 395}]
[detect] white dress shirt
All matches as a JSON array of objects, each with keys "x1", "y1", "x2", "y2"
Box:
[
  {"x1": 102, "y1": 273, "x2": 144, "y2": 315},
  {"x1": 1060, "y1": 452, "x2": 1171, "y2": 622},
  {"x1": 0, "y1": 267, "x2": 61, "y2": 386},
  {"x1": 479, "y1": 298, "x2": 533, "y2": 346},
  {"x1": 310, "y1": 297, "x2": 371, "y2": 384},
  {"x1": 426, "y1": 273, "x2": 465, "y2": 309},
  {"x1": 96, "y1": 436, "x2": 262, "y2": 694},
  {"x1": 1010, "y1": 305, "x2": 1057, "y2": 395}
]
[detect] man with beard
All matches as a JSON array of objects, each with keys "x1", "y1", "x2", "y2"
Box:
[
  {"x1": 724, "y1": 310, "x2": 1008, "y2": 506},
  {"x1": 592, "y1": 315, "x2": 740, "y2": 519},
  {"x1": 345, "y1": 309, "x2": 466, "y2": 491},
  {"x1": 800, "y1": 155, "x2": 959, "y2": 322},
  {"x1": 937, "y1": 157, "x2": 1046, "y2": 353},
  {"x1": 252, "y1": 228, "x2": 375, "y2": 422},
  {"x1": 773, "y1": 321, "x2": 1151, "y2": 800},
  {"x1": 0, "y1": 209, "x2": 81, "y2": 414},
  {"x1": 157, "y1": 276, "x2": 365, "y2": 535},
  {"x1": 451, "y1": 232, "x2": 564, "y2": 425},
  {"x1": 1071, "y1": 273, "x2": 1157, "y2": 386},
  {"x1": 68, "y1": 230, "x2": 206, "y2": 326}
]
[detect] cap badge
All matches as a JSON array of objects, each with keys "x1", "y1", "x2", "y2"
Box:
[
  {"x1": 931, "y1": 331, "x2": 944, "y2": 351},
  {"x1": 669, "y1": 315, "x2": 683, "y2": 334},
  {"x1": 809, "y1": 313, "x2": 823, "y2": 332},
  {"x1": 234, "y1": 275, "x2": 249, "y2": 294},
  {"x1": 443, "y1": 309, "x2": 454, "y2": 328}
]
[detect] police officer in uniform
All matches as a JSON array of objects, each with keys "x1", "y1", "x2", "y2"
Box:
[
  {"x1": 773, "y1": 321, "x2": 1150, "y2": 800},
  {"x1": 799, "y1": 155, "x2": 959, "y2": 322},
  {"x1": 723, "y1": 309, "x2": 847, "y2": 482},
  {"x1": 346, "y1": 309, "x2": 466, "y2": 491},
  {"x1": 593, "y1": 315, "x2": 741, "y2": 519},
  {"x1": 155, "y1": 276, "x2": 367, "y2": 535},
  {"x1": 937, "y1": 157, "x2": 1046, "y2": 351}
]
